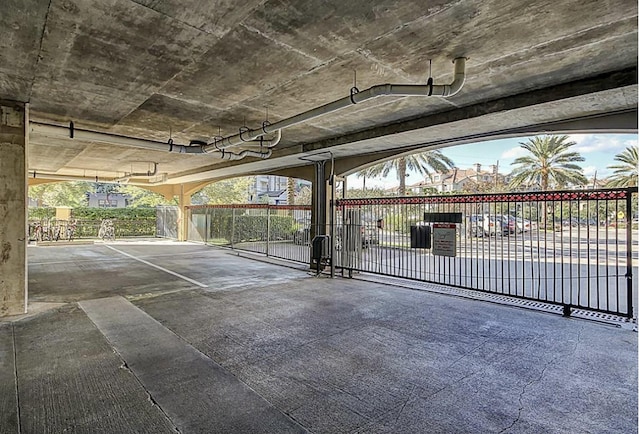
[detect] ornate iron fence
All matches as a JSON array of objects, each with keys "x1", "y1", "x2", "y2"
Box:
[{"x1": 335, "y1": 188, "x2": 637, "y2": 318}]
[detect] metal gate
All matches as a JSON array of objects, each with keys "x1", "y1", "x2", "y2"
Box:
[
  {"x1": 156, "y1": 206, "x2": 178, "y2": 239},
  {"x1": 186, "y1": 204, "x2": 312, "y2": 264},
  {"x1": 334, "y1": 188, "x2": 637, "y2": 318}
]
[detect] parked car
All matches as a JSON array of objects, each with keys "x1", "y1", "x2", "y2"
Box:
[
  {"x1": 293, "y1": 227, "x2": 310, "y2": 245},
  {"x1": 467, "y1": 214, "x2": 509, "y2": 237},
  {"x1": 502, "y1": 215, "x2": 535, "y2": 233},
  {"x1": 335, "y1": 223, "x2": 379, "y2": 249},
  {"x1": 501, "y1": 215, "x2": 517, "y2": 234},
  {"x1": 294, "y1": 215, "x2": 380, "y2": 248}
]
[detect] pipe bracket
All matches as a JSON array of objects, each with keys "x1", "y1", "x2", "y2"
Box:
[
  {"x1": 350, "y1": 86, "x2": 360, "y2": 104},
  {"x1": 239, "y1": 126, "x2": 251, "y2": 142}
]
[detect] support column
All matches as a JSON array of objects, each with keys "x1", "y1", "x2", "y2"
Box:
[
  {"x1": 177, "y1": 185, "x2": 191, "y2": 242},
  {"x1": 0, "y1": 101, "x2": 28, "y2": 316},
  {"x1": 311, "y1": 161, "x2": 327, "y2": 238}
]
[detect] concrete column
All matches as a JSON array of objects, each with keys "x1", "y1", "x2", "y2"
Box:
[
  {"x1": 0, "y1": 101, "x2": 28, "y2": 316},
  {"x1": 177, "y1": 187, "x2": 191, "y2": 242}
]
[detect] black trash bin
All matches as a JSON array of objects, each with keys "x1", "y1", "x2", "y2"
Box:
[{"x1": 410, "y1": 225, "x2": 431, "y2": 249}]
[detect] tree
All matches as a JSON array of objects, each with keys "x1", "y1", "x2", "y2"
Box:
[
  {"x1": 508, "y1": 135, "x2": 587, "y2": 190},
  {"x1": 118, "y1": 185, "x2": 176, "y2": 207},
  {"x1": 345, "y1": 187, "x2": 388, "y2": 199},
  {"x1": 287, "y1": 177, "x2": 295, "y2": 205},
  {"x1": 191, "y1": 177, "x2": 254, "y2": 204},
  {"x1": 606, "y1": 146, "x2": 638, "y2": 187},
  {"x1": 294, "y1": 186, "x2": 312, "y2": 205},
  {"x1": 357, "y1": 151, "x2": 454, "y2": 196},
  {"x1": 28, "y1": 181, "x2": 92, "y2": 207}
]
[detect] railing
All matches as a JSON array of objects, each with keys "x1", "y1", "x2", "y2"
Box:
[
  {"x1": 187, "y1": 204, "x2": 312, "y2": 264},
  {"x1": 335, "y1": 188, "x2": 638, "y2": 318}
]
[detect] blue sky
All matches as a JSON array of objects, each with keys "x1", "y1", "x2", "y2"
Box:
[{"x1": 348, "y1": 133, "x2": 638, "y2": 189}]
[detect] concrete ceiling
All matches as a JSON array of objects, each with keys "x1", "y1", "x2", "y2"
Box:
[{"x1": 2, "y1": 0, "x2": 637, "y2": 185}]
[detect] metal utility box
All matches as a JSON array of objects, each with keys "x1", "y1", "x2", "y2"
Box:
[
  {"x1": 410, "y1": 225, "x2": 431, "y2": 249},
  {"x1": 343, "y1": 209, "x2": 362, "y2": 251}
]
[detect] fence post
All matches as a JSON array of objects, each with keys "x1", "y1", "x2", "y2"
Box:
[
  {"x1": 626, "y1": 188, "x2": 634, "y2": 318},
  {"x1": 204, "y1": 208, "x2": 209, "y2": 245},
  {"x1": 266, "y1": 206, "x2": 271, "y2": 257},
  {"x1": 231, "y1": 208, "x2": 235, "y2": 250}
]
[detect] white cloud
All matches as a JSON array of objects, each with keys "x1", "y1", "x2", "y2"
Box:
[
  {"x1": 582, "y1": 166, "x2": 597, "y2": 176},
  {"x1": 500, "y1": 146, "x2": 528, "y2": 159},
  {"x1": 572, "y1": 134, "x2": 628, "y2": 154},
  {"x1": 567, "y1": 134, "x2": 589, "y2": 145}
]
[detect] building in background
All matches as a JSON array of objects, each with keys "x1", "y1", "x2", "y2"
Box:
[
  {"x1": 249, "y1": 175, "x2": 311, "y2": 204},
  {"x1": 87, "y1": 192, "x2": 130, "y2": 208},
  {"x1": 409, "y1": 163, "x2": 511, "y2": 194}
]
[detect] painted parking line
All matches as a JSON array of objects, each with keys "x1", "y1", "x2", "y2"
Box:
[{"x1": 103, "y1": 245, "x2": 208, "y2": 288}]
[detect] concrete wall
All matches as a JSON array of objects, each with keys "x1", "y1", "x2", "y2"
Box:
[{"x1": 0, "y1": 101, "x2": 27, "y2": 316}]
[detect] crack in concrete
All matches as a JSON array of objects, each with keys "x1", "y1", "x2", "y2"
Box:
[
  {"x1": 129, "y1": 0, "x2": 217, "y2": 36},
  {"x1": 121, "y1": 299, "x2": 310, "y2": 432},
  {"x1": 240, "y1": 23, "x2": 325, "y2": 64},
  {"x1": 393, "y1": 384, "x2": 416, "y2": 423},
  {"x1": 445, "y1": 329, "x2": 505, "y2": 370},
  {"x1": 81, "y1": 305, "x2": 182, "y2": 434},
  {"x1": 12, "y1": 323, "x2": 21, "y2": 434},
  {"x1": 29, "y1": 0, "x2": 53, "y2": 102},
  {"x1": 498, "y1": 325, "x2": 585, "y2": 433}
]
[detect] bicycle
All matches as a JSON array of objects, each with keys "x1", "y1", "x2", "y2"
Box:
[
  {"x1": 66, "y1": 219, "x2": 77, "y2": 241},
  {"x1": 98, "y1": 219, "x2": 115, "y2": 241}
]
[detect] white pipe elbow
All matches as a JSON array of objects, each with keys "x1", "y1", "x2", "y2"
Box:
[
  {"x1": 446, "y1": 57, "x2": 467, "y2": 97},
  {"x1": 268, "y1": 129, "x2": 282, "y2": 148}
]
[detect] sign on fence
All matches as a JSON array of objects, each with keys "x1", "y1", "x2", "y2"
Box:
[{"x1": 432, "y1": 223, "x2": 456, "y2": 257}]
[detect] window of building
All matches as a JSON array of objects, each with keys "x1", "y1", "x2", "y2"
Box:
[{"x1": 98, "y1": 199, "x2": 117, "y2": 208}]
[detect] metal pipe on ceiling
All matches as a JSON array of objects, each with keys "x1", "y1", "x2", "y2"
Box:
[
  {"x1": 29, "y1": 122, "x2": 276, "y2": 159},
  {"x1": 29, "y1": 170, "x2": 168, "y2": 186},
  {"x1": 28, "y1": 57, "x2": 466, "y2": 164},
  {"x1": 202, "y1": 57, "x2": 466, "y2": 152},
  {"x1": 112, "y1": 162, "x2": 158, "y2": 182},
  {"x1": 30, "y1": 123, "x2": 173, "y2": 152}
]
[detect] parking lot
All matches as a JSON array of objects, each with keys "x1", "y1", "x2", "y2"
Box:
[{"x1": 1, "y1": 240, "x2": 636, "y2": 433}]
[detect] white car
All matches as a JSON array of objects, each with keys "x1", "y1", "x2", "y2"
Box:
[
  {"x1": 468, "y1": 214, "x2": 509, "y2": 237},
  {"x1": 510, "y1": 216, "x2": 535, "y2": 233}
]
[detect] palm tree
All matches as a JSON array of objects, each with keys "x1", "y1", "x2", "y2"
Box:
[
  {"x1": 606, "y1": 146, "x2": 638, "y2": 187},
  {"x1": 357, "y1": 151, "x2": 454, "y2": 196},
  {"x1": 508, "y1": 135, "x2": 587, "y2": 190}
]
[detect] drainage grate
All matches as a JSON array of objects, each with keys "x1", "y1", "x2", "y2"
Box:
[{"x1": 353, "y1": 272, "x2": 636, "y2": 328}]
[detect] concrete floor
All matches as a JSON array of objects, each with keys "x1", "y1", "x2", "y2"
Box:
[{"x1": 1, "y1": 240, "x2": 637, "y2": 433}]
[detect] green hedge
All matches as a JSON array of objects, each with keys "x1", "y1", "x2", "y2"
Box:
[
  {"x1": 28, "y1": 207, "x2": 55, "y2": 219},
  {"x1": 72, "y1": 219, "x2": 156, "y2": 238},
  {"x1": 28, "y1": 207, "x2": 157, "y2": 238},
  {"x1": 71, "y1": 207, "x2": 156, "y2": 219}
]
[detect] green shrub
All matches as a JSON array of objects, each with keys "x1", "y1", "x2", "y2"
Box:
[
  {"x1": 206, "y1": 212, "x2": 295, "y2": 243},
  {"x1": 71, "y1": 207, "x2": 156, "y2": 220},
  {"x1": 28, "y1": 207, "x2": 55, "y2": 219}
]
